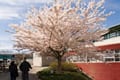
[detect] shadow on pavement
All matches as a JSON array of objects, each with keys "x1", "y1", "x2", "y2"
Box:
[{"x1": 0, "y1": 71, "x2": 40, "y2": 80}]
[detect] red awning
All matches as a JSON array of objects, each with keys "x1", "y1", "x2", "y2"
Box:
[
  {"x1": 64, "y1": 51, "x2": 77, "y2": 57},
  {"x1": 97, "y1": 43, "x2": 120, "y2": 51}
]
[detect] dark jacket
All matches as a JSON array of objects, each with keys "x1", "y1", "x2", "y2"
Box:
[
  {"x1": 9, "y1": 62, "x2": 18, "y2": 77},
  {"x1": 19, "y1": 61, "x2": 32, "y2": 72}
]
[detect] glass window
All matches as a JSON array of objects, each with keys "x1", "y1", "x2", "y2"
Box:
[
  {"x1": 115, "y1": 50, "x2": 120, "y2": 53},
  {"x1": 109, "y1": 32, "x2": 116, "y2": 38},
  {"x1": 117, "y1": 31, "x2": 120, "y2": 36},
  {"x1": 104, "y1": 35, "x2": 107, "y2": 39},
  {"x1": 105, "y1": 57, "x2": 114, "y2": 61},
  {"x1": 103, "y1": 30, "x2": 120, "y2": 39}
]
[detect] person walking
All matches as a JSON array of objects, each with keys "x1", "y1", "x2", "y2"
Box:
[
  {"x1": 19, "y1": 57, "x2": 32, "y2": 80},
  {"x1": 9, "y1": 61, "x2": 18, "y2": 80}
]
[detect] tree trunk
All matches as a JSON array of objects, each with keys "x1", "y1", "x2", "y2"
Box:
[{"x1": 57, "y1": 56, "x2": 62, "y2": 73}]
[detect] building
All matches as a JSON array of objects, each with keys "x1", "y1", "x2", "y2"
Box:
[
  {"x1": 66, "y1": 24, "x2": 120, "y2": 62},
  {"x1": 0, "y1": 54, "x2": 14, "y2": 71},
  {"x1": 74, "y1": 25, "x2": 120, "y2": 80},
  {"x1": 33, "y1": 53, "x2": 42, "y2": 66},
  {"x1": 94, "y1": 24, "x2": 120, "y2": 61},
  {"x1": 33, "y1": 52, "x2": 55, "y2": 67},
  {"x1": 0, "y1": 50, "x2": 15, "y2": 64}
]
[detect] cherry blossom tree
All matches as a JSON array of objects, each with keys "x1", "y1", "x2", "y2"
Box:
[{"x1": 10, "y1": 0, "x2": 111, "y2": 72}]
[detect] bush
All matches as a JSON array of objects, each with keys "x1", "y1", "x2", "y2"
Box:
[
  {"x1": 50, "y1": 62, "x2": 78, "y2": 72},
  {"x1": 37, "y1": 68, "x2": 92, "y2": 80},
  {"x1": 36, "y1": 62, "x2": 92, "y2": 80}
]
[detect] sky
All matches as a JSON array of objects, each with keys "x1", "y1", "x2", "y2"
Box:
[{"x1": 0, "y1": 0, "x2": 120, "y2": 50}]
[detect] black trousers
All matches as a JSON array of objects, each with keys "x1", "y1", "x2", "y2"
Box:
[
  {"x1": 22, "y1": 71, "x2": 29, "y2": 80},
  {"x1": 10, "y1": 74, "x2": 16, "y2": 80}
]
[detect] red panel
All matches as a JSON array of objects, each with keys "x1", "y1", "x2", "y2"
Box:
[
  {"x1": 64, "y1": 51, "x2": 77, "y2": 57},
  {"x1": 75, "y1": 62, "x2": 120, "y2": 80},
  {"x1": 97, "y1": 43, "x2": 120, "y2": 50}
]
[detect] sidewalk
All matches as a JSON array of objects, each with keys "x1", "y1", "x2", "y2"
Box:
[
  {"x1": 30, "y1": 66, "x2": 48, "y2": 73},
  {"x1": 0, "y1": 66, "x2": 47, "y2": 80}
]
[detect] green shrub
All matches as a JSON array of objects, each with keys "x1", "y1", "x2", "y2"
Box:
[
  {"x1": 37, "y1": 68, "x2": 92, "y2": 80},
  {"x1": 50, "y1": 62, "x2": 78, "y2": 72},
  {"x1": 36, "y1": 62, "x2": 92, "y2": 80}
]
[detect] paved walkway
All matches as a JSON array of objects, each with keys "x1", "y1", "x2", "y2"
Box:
[
  {"x1": 0, "y1": 66, "x2": 47, "y2": 80},
  {"x1": 0, "y1": 72, "x2": 39, "y2": 80}
]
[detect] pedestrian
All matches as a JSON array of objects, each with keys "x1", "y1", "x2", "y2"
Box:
[
  {"x1": 19, "y1": 57, "x2": 32, "y2": 80},
  {"x1": 9, "y1": 61, "x2": 19, "y2": 80}
]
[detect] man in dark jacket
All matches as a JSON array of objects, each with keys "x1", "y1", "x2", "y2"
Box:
[
  {"x1": 9, "y1": 61, "x2": 18, "y2": 80},
  {"x1": 19, "y1": 57, "x2": 32, "y2": 80}
]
